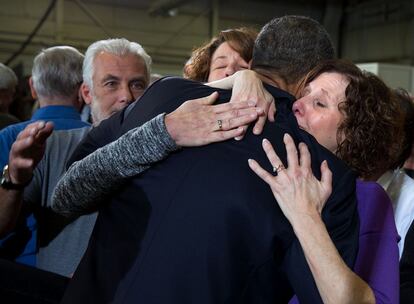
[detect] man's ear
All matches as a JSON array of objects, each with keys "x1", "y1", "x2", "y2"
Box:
[
  {"x1": 81, "y1": 82, "x2": 93, "y2": 105},
  {"x1": 72, "y1": 85, "x2": 85, "y2": 112},
  {"x1": 248, "y1": 60, "x2": 252, "y2": 69},
  {"x1": 29, "y1": 77, "x2": 37, "y2": 99}
]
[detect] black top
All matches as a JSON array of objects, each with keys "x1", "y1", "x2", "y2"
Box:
[
  {"x1": 401, "y1": 218, "x2": 414, "y2": 303},
  {"x1": 63, "y1": 77, "x2": 359, "y2": 304}
]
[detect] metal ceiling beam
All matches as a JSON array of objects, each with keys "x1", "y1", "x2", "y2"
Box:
[{"x1": 73, "y1": 0, "x2": 113, "y2": 37}]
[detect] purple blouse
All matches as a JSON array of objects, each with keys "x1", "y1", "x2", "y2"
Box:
[{"x1": 289, "y1": 180, "x2": 399, "y2": 303}]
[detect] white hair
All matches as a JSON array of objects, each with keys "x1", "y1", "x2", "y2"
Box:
[
  {"x1": 83, "y1": 38, "x2": 152, "y2": 89},
  {"x1": 0, "y1": 63, "x2": 18, "y2": 92},
  {"x1": 31, "y1": 46, "x2": 84, "y2": 99}
]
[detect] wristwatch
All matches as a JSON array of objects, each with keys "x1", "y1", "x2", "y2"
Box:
[{"x1": 0, "y1": 165, "x2": 28, "y2": 190}]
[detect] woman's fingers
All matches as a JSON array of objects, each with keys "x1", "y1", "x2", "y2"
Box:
[
  {"x1": 214, "y1": 108, "x2": 261, "y2": 130},
  {"x1": 166, "y1": 93, "x2": 262, "y2": 146},
  {"x1": 198, "y1": 91, "x2": 219, "y2": 105},
  {"x1": 214, "y1": 126, "x2": 247, "y2": 141},
  {"x1": 262, "y1": 138, "x2": 286, "y2": 176},
  {"x1": 216, "y1": 106, "x2": 262, "y2": 121},
  {"x1": 252, "y1": 114, "x2": 267, "y2": 135},
  {"x1": 203, "y1": 126, "x2": 247, "y2": 143},
  {"x1": 252, "y1": 93, "x2": 274, "y2": 135},
  {"x1": 247, "y1": 158, "x2": 275, "y2": 186},
  {"x1": 212, "y1": 100, "x2": 260, "y2": 114},
  {"x1": 320, "y1": 160, "x2": 333, "y2": 195},
  {"x1": 284, "y1": 133, "x2": 299, "y2": 170},
  {"x1": 268, "y1": 102, "x2": 276, "y2": 122},
  {"x1": 216, "y1": 114, "x2": 258, "y2": 132},
  {"x1": 248, "y1": 137, "x2": 333, "y2": 222},
  {"x1": 298, "y1": 142, "x2": 311, "y2": 171}
]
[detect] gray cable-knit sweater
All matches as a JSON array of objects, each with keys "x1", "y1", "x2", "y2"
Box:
[{"x1": 52, "y1": 113, "x2": 179, "y2": 216}]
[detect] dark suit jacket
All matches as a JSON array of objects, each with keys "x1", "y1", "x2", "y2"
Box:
[{"x1": 63, "y1": 77, "x2": 359, "y2": 304}]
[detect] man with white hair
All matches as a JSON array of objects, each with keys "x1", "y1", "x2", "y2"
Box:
[
  {"x1": 81, "y1": 38, "x2": 151, "y2": 125},
  {"x1": 0, "y1": 63, "x2": 19, "y2": 129}
]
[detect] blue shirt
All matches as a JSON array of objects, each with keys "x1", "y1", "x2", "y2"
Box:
[
  {"x1": 0, "y1": 105, "x2": 90, "y2": 267},
  {"x1": 0, "y1": 105, "x2": 89, "y2": 168}
]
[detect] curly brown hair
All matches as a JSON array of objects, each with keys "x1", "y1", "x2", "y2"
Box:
[
  {"x1": 184, "y1": 27, "x2": 258, "y2": 82},
  {"x1": 302, "y1": 60, "x2": 404, "y2": 180}
]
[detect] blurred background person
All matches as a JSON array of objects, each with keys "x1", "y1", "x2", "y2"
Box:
[
  {"x1": 0, "y1": 45, "x2": 89, "y2": 267},
  {"x1": 9, "y1": 75, "x2": 37, "y2": 122},
  {"x1": 0, "y1": 63, "x2": 19, "y2": 129},
  {"x1": 404, "y1": 144, "x2": 414, "y2": 178},
  {"x1": 0, "y1": 46, "x2": 88, "y2": 169},
  {"x1": 378, "y1": 88, "x2": 414, "y2": 259}
]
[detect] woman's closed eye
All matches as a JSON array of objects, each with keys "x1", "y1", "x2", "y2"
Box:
[
  {"x1": 212, "y1": 65, "x2": 226, "y2": 70},
  {"x1": 316, "y1": 100, "x2": 327, "y2": 108}
]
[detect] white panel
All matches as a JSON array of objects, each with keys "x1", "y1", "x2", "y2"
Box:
[
  {"x1": 357, "y1": 63, "x2": 380, "y2": 74},
  {"x1": 358, "y1": 62, "x2": 414, "y2": 93}
]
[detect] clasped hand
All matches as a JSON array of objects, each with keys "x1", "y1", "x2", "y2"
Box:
[{"x1": 165, "y1": 91, "x2": 263, "y2": 147}]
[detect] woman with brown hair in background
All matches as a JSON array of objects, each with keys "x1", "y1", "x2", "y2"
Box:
[{"x1": 184, "y1": 27, "x2": 257, "y2": 82}]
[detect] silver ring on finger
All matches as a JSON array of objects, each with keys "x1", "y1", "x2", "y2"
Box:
[
  {"x1": 217, "y1": 119, "x2": 223, "y2": 130},
  {"x1": 272, "y1": 164, "x2": 285, "y2": 174}
]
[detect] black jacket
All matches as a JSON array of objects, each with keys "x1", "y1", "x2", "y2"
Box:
[{"x1": 63, "y1": 77, "x2": 359, "y2": 304}]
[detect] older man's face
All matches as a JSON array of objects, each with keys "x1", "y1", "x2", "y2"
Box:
[{"x1": 82, "y1": 51, "x2": 148, "y2": 124}]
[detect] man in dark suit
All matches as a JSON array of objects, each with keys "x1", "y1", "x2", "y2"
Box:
[{"x1": 60, "y1": 16, "x2": 359, "y2": 304}]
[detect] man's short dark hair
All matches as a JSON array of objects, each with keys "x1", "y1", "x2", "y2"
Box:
[{"x1": 251, "y1": 15, "x2": 335, "y2": 85}]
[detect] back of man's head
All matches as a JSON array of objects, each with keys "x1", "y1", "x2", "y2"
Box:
[
  {"x1": 31, "y1": 46, "x2": 84, "y2": 101},
  {"x1": 0, "y1": 63, "x2": 18, "y2": 93},
  {"x1": 251, "y1": 15, "x2": 335, "y2": 86},
  {"x1": 0, "y1": 63, "x2": 18, "y2": 110},
  {"x1": 82, "y1": 38, "x2": 152, "y2": 91}
]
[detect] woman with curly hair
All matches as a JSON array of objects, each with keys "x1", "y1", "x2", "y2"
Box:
[
  {"x1": 294, "y1": 60, "x2": 403, "y2": 180},
  {"x1": 248, "y1": 59, "x2": 403, "y2": 303},
  {"x1": 183, "y1": 27, "x2": 257, "y2": 82}
]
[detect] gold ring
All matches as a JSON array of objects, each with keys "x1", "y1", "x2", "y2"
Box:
[
  {"x1": 272, "y1": 164, "x2": 285, "y2": 173},
  {"x1": 217, "y1": 119, "x2": 223, "y2": 130}
]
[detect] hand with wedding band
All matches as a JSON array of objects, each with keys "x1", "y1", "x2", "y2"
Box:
[
  {"x1": 165, "y1": 91, "x2": 264, "y2": 147},
  {"x1": 248, "y1": 133, "x2": 332, "y2": 224}
]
